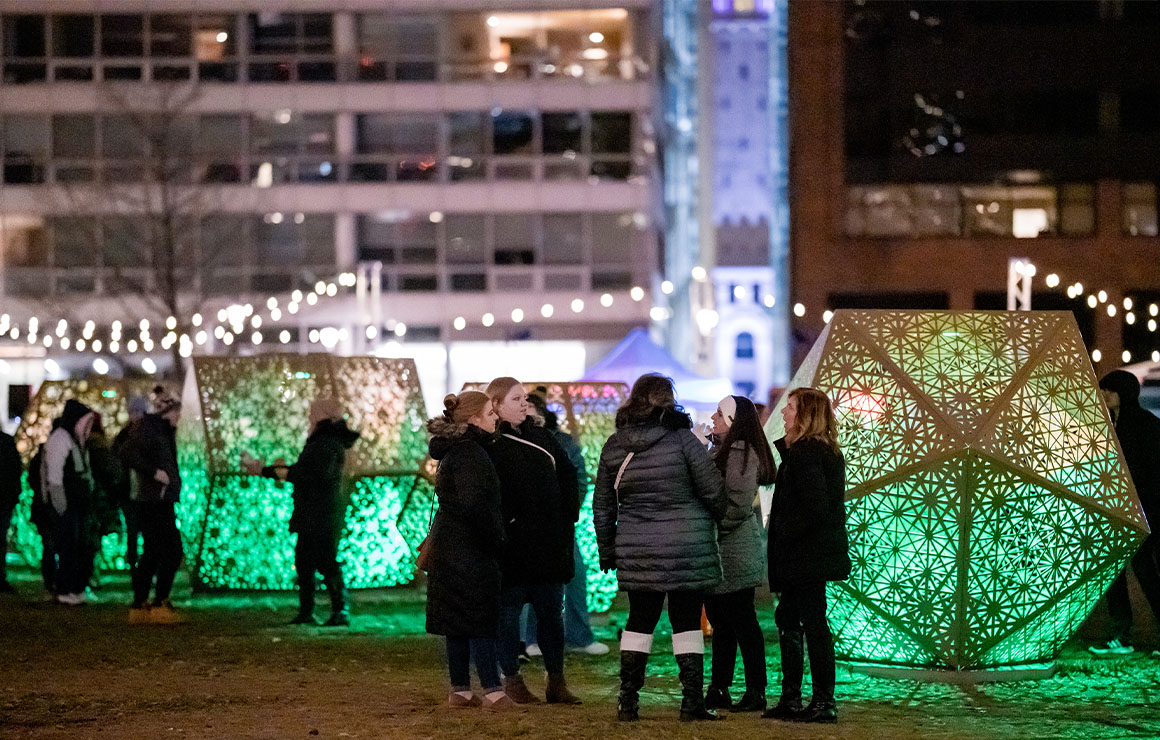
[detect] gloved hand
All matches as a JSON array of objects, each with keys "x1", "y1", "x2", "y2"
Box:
[
  {"x1": 599, "y1": 556, "x2": 616, "y2": 573},
  {"x1": 692, "y1": 422, "x2": 711, "y2": 447}
]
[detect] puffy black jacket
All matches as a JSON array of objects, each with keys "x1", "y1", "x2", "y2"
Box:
[
  {"x1": 120, "y1": 414, "x2": 181, "y2": 503},
  {"x1": 0, "y1": 431, "x2": 20, "y2": 513},
  {"x1": 485, "y1": 417, "x2": 579, "y2": 586},
  {"x1": 767, "y1": 437, "x2": 850, "y2": 590},
  {"x1": 263, "y1": 418, "x2": 360, "y2": 537},
  {"x1": 425, "y1": 419, "x2": 506, "y2": 637},
  {"x1": 1100, "y1": 370, "x2": 1160, "y2": 530},
  {"x1": 593, "y1": 408, "x2": 727, "y2": 592}
]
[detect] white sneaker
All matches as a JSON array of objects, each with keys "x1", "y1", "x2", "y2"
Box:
[
  {"x1": 526, "y1": 643, "x2": 542, "y2": 657},
  {"x1": 579, "y1": 641, "x2": 610, "y2": 656},
  {"x1": 56, "y1": 592, "x2": 87, "y2": 606},
  {"x1": 1089, "y1": 638, "x2": 1135, "y2": 656}
]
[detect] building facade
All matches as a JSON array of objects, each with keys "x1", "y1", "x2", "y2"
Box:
[
  {"x1": 788, "y1": 1, "x2": 1160, "y2": 370},
  {"x1": 0, "y1": 0, "x2": 665, "y2": 417}
]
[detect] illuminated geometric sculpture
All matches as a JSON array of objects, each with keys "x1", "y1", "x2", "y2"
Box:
[
  {"x1": 180, "y1": 354, "x2": 431, "y2": 590},
  {"x1": 464, "y1": 381, "x2": 629, "y2": 612},
  {"x1": 7, "y1": 378, "x2": 156, "y2": 571},
  {"x1": 764, "y1": 310, "x2": 1149, "y2": 675}
]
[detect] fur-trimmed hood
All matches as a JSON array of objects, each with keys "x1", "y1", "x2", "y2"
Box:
[{"x1": 427, "y1": 417, "x2": 493, "y2": 460}]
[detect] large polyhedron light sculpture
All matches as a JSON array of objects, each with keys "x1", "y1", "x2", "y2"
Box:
[
  {"x1": 180, "y1": 354, "x2": 431, "y2": 590},
  {"x1": 464, "y1": 381, "x2": 629, "y2": 613},
  {"x1": 765, "y1": 311, "x2": 1148, "y2": 674}
]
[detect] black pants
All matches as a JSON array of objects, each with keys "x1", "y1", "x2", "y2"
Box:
[
  {"x1": 295, "y1": 528, "x2": 344, "y2": 610},
  {"x1": 705, "y1": 587, "x2": 766, "y2": 692},
  {"x1": 775, "y1": 581, "x2": 835, "y2": 703},
  {"x1": 122, "y1": 500, "x2": 141, "y2": 571},
  {"x1": 132, "y1": 502, "x2": 183, "y2": 605},
  {"x1": 53, "y1": 508, "x2": 87, "y2": 595},
  {"x1": 1108, "y1": 535, "x2": 1160, "y2": 644},
  {"x1": 625, "y1": 590, "x2": 704, "y2": 635}
]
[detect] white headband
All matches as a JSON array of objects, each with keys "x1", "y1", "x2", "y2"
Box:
[{"x1": 718, "y1": 396, "x2": 737, "y2": 427}]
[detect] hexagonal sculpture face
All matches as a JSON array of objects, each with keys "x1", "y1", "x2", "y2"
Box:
[
  {"x1": 179, "y1": 354, "x2": 431, "y2": 590},
  {"x1": 765, "y1": 311, "x2": 1148, "y2": 672}
]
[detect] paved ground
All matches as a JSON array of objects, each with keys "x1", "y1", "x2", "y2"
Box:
[{"x1": 2, "y1": 568, "x2": 1159, "y2": 740}]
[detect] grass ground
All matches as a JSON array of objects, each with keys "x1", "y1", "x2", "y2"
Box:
[{"x1": 2, "y1": 567, "x2": 1159, "y2": 740}]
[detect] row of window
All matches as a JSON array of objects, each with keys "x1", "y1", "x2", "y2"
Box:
[
  {"x1": 845, "y1": 183, "x2": 1160, "y2": 239},
  {"x1": 0, "y1": 211, "x2": 644, "y2": 298},
  {"x1": 1, "y1": 10, "x2": 644, "y2": 84},
  {"x1": 0, "y1": 110, "x2": 639, "y2": 185}
]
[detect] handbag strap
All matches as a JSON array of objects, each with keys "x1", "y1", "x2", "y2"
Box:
[
  {"x1": 614, "y1": 452, "x2": 635, "y2": 493},
  {"x1": 502, "y1": 433, "x2": 556, "y2": 468}
]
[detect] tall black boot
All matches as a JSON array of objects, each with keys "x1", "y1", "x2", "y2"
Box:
[
  {"x1": 618, "y1": 651, "x2": 649, "y2": 721},
  {"x1": 291, "y1": 578, "x2": 316, "y2": 624},
  {"x1": 676, "y1": 653, "x2": 718, "y2": 722},
  {"x1": 321, "y1": 572, "x2": 349, "y2": 626},
  {"x1": 763, "y1": 630, "x2": 803, "y2": 719}
]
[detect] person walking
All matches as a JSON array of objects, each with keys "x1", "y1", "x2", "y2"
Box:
[
  {"x1": 425, "y1": 391, "x2": 513, "y2": 710},
  {"x1": 1090, "y1": 370, "x2": 1160, "y2": 656},
  {"x1": 483, "y1": 377, "x2": 581, "y2": 705},
  {"x1": 42, "y1": 399, "x2": 99, "y2": 605},
  {"x1": 121, "y1": 387, "x2": 185, "y2": 623},
  {"x1": 593, "y1": 373, "x2": 728, "y2": 722},
  {"x1": 521, "y1": 391, "x2": 609, "y2": 658},
  {"x1": 703, "y1": 395, "x2": 776, "y2": 713},
  {"x1": 762, "y1": 387, "x2": 850, "y2": 724},
  {"x1": 243, "y1": 397, "x2": 360, "y2": 627},
  {"x1": 0, "y1": 429, "x2": 21, "y2": 594}
]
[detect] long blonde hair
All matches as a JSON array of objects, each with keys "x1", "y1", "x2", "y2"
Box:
[{"x1": 786, "y1": 387, "x2": 840, "y2": 452}]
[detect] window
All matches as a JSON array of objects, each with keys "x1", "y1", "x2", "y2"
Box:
[
  {"x1": 445, "y1": 214, "x2": 486, "y2": 264},
  {"x1": 590, "y1": 213, "x2": 635, "y2": 265},
  {"x1": 150, "y1": 15, "x2": 193, "y2": 57},
  {"x1": 494, "y1": 214, "x2": 537, "y2": 264},
  {"x1": 101, "y1": 15, "x2": 144, "y2": 57},
  {"x1": 53, "y1": 15, "x2": 95, "y2": 57},
  {"x1": 542, "y1": 214, "x2": 584, "y2": 264},
  {"x1": 0, "y1": 214, "x2": 48, "y2": 266},
  {"x1": 357, "y1": 114, "x2": 438, "y2": 154},
  {"x1": 591, "y1": 112, "x2": 632, "y2": 154},
  {"x1": 3, "y1": 114, "x2": 49, "y2": 183},
  {"x1": 52, "y1": 115, "x2": 95, "y2": 158},
  {"x1": 1123, "y1": 182, "x2": 1158, "y2": 236},
  {"x1": 2, "y1": 16, "x2": 47, "y2": 83},
  {"x1": 543, "y1": 112, "x2": 583, "y2": 154},
  {"x1": 493, "y1": 111, "x2": 535, "y2": 155},
  {"x1": 736, "y1": 332, "x2": 755, "y2": 359},
  {"x1": 50, "y1": 217, "x2": 100, "y2": 267}
]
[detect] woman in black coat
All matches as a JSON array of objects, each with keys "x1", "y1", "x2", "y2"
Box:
[
  {"x1": 763, "y1": 387, "x2": 850, "y2": 725},
  {"x1": 593, "y1": 373, "x2": 727, "y2": 723},
  {"x1": 424, "y1": 390, "x2": 512, "y2": 710},
  {"x1": 483, "y1": 377, "x2": 581, "y2": 705}
]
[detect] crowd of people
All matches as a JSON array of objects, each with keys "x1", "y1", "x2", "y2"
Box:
[{"x1": 2, "y1": 367, "x2": 1157, "y2": 724}]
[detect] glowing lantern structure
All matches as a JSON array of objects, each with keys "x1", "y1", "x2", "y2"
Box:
[
  {"x1": 179, "y1": 354, "x2": 431, "y2": 590},
  {"x1": 765, "y1": 310, "x2": 1148, "y2": 677},
  {"x1": 8, "y1": 378, "x2": 156, "y2": 570},
  {"x1": 464, "y1": 381, "x2": 629, "y2": 612}
]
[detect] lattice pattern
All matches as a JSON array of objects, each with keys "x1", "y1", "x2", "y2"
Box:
[
  {"x1": 463, "y1": 381, "x2": 629, "y2": 613},
  {"x1": 7, "y1": 379, "x2": 156, "y2": 571},
  {"x1": 765, "y1": 310, "x2": 1148, "y2": 671},
  {"x1": 180, "y1": 354, "x2": 430, "y2": 590}
]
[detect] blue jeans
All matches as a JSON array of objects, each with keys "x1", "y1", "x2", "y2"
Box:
[
  {"x1": 446, "y1": 636, "x2": 501, "y2": 692},
  {"x1": 499, "y1": 583, "x2": 565, "y2": 676},
  {"x1": 522, "y1": 540, "x2": 595, "y2": 647}
]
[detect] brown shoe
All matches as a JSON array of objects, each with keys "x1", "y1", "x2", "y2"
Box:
[
  {"x1": 447, "y1": 692, "x2": 481, "y2": 708},
  {"x1": 503, "y1": 674, "x2": 541, "y2": 704},
  {"x1": 149, "y1": 600, "x2": 186, "y2": 624},
  {"x1": 545, "y1": 672, "x2": 582, "y2": 705},
  {"x1": 483, "y1": 692, "x2": 516, "y2": 711}
]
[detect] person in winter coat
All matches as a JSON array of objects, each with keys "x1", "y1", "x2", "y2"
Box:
[
  {"x1": 483, "y1": 377, "x2": 581, "y2": 705},
  {"x1": 42, "y1": 399, "x2": 99, "y2": 605},
  {"x1": 763, "y1": 387, "x2": 850, "y2": 724},
  {"x1": 244, "y1": 397, "x2": 360, "y2": 627},
  {"x1": 593, "y1": 373, "x2": 728, "y2": 723},
  {"x1": 1090, "y1": 370, "x2": 1160, "y2": 656},
  {"x1": 111, "y1": 395, "x2": 150, "y2": 577},
  {"x1": 0, "y1": 430, "x2": 21, "y2": 594},
  {"x1": 703, "y1": 395, "x2": 776, "y2": 714},
  {"x1": 521, "y1": 391, "x2": 609, "y2": 657},
  {"x1": 425, "y1": 390, "x2": 514, "y2": 710},
  {"x1": 120, "y1": 386, "x2": 184, "y2": 623}
]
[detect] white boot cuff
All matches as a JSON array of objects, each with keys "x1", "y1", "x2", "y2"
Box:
[
  {"x1": 671, "y1": 630, "x2": 705, "y2": 655},
  {"x1": 620, "y1": 631, "x2": 654, "y2": 654}
]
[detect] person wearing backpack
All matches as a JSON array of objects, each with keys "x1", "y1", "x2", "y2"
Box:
[
  {"x1": 42, "y1": 399, "x2": 100, "y2": 605},
  {"x1": 0, "y1": 429, "x2": 21, "y2": 594}
]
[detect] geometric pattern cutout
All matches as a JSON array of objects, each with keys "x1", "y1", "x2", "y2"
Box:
[
  {"x1": 463, "y1": 381, "x2": 629, "y2": 613},
  {"x1": 6, "y1": 378, "x2": 158, "y2": 571},
  {"x1": 180, "y1": 354, "x2": 429, "y2": 590},
  {"x1": 765, "y1": 311, "x2": 1149, "y2": 671}
]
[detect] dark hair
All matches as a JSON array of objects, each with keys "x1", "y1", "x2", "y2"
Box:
[
  {"x1": 526, "y1": 392, "x2": 559, "y2": 431},
  {"x1": 615, "y1": 373, "x2": 690, "y2": 429},
  {"x1": 715, "y1": 395, "x2": 776, "y2": 486}
]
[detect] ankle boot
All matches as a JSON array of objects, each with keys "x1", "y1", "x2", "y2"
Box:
[
  {"x1": 791, "y1": 699, "x2": 837, "y2": 723},
  {"x1": 545, "y1": 672, "x2": 582, "y2": 704},
  {"x1": 762, "y1": 695, "x2": 803, "y2": 720},
  {"x1": 502, "y1": 674, "x2": 541, "y2": 704},
  {"x1": 731, "y1": 688, "x2": 767, "y2": 712},
  {"x1": 322, "y1": 573, "x2": 348, "y2": 626},
  {"x1": 675, "y1": 653, "x2": 718, "y2": 722},
  {"x1": 704, "y1": 684, "x2": 732, "y2": 711},
  {"x1": 618, "y1": 650, "x2": 649, "y2": 721},
  {"x1": 292, "y1": 578, "x2": 316, "y2": 624}
]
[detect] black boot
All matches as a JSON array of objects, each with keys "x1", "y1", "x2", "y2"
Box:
[
  {"x1": 731, "y1": 688, "x2": 767, "y2": 713},
  {"x1": 761, "y1": 696, "x2": 803, "y2": 719},
  {"x1": 321, "y1": 572, "x2": 349, "y2": 627},
  {"x1": 618, "y1": 651, "x2": 648, "y2": 721},
  {"x1": 704, "y1": 685, "x2": 732, "y2": 711},
  {"x1": 791, "y1": 700, "x2": 837, "y2": 723},
  {"x1": 676, "y1": 653, "x2": 718, "y2": 722},
  {"x1": 291, "y1": 579, "x2": 317, "y2": 624}
]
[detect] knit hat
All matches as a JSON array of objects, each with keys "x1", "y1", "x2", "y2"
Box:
[
  {"x1": 717, "y1": 395, "x2": 738, "y2": 427},
  {"x1": 150, "y1": 385, "x2": 181, "y2": 416}
]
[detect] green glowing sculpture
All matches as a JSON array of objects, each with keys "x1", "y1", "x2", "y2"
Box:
[
  {"x1": 464, "y1": 381, "x2": 629, "y2": 613},
  {"x1": 8, "y1": 378, "x2": 156, "y2": 571},
  {"x1": 180, "y1": 354, "x2": 431, "y2": 590},
  {"x1": 764, "y1": 310, "x2": 1148, "y2": 675}
]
